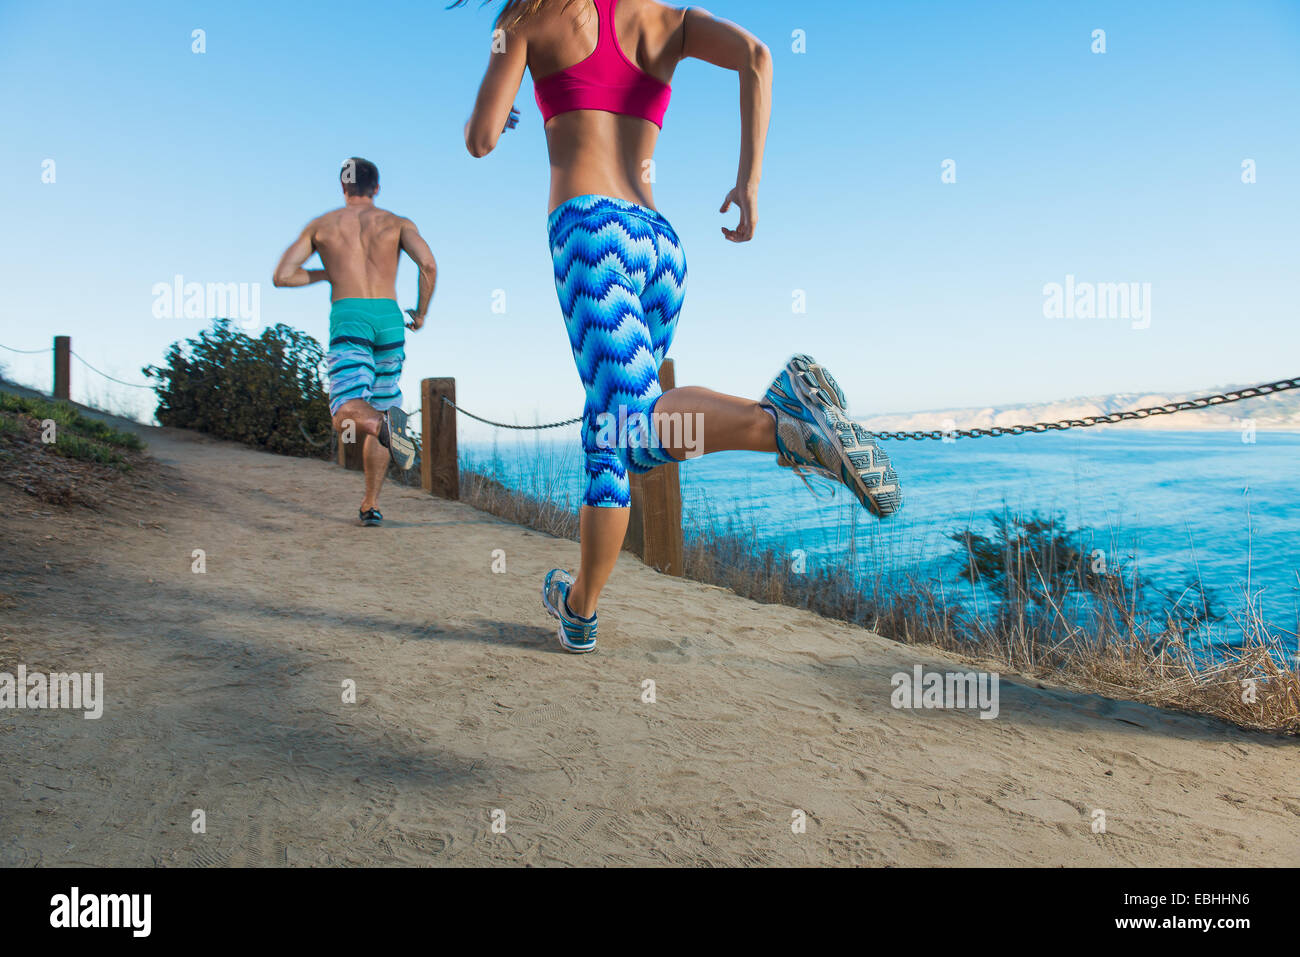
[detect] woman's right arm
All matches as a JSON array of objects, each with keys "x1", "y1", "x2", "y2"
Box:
[
  {"x1": 680, "y1": 8, "x2": 773, "y2": 242},
  {"x1": 465, "y1": 26, "x2": 528, "y2": 157}
]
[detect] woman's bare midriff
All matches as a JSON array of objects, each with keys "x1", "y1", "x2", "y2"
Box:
[{"x1": 544, "y1": 110, "x2": 662, "y2": 213}]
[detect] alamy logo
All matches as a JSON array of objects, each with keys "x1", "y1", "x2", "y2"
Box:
[
  {"x1": 594, "y1": 406, "x2": 704, "y2": 459},
  {"x1": 0, "y1": 666, "x2": 103, "y2": 719},
  {"x1": 891, "y1": 665, "x2": 1000, "y2": 719},
  {"x1": 50, "y1": 887, "x2": 151, "y2": 937},
  {"x1": 1042, "y1": 274, "x2": 1151, "y2": 330},
  {"x1": 151, "y1": 274, "x2": 261, "y2": 329}
]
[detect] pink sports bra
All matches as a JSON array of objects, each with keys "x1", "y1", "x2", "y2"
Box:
[{"x1": 533, "y1": 0, "x2": 672, "y2": 129}]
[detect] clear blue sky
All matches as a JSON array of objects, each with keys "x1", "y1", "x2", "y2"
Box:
[{"x1": 1, "y1": 0, "x2": 1297, "y2": 437}]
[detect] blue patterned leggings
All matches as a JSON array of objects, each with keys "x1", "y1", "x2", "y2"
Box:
[{"x1": 548, "y1": 195, "x2": 688, "y2": 508}]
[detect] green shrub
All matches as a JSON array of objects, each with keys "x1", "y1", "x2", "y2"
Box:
[
  {"x1": 143, "y1": 319, "x2": 333, "y2": 456},
  {"x1": 950, "y1": 510, "x2": 1220, "y2": 636}
]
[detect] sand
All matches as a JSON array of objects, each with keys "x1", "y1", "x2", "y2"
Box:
[{"x1": 0, "y1": 424, "x2": 1297, "y2": 867}]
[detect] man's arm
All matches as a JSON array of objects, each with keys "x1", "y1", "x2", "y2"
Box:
[
  {"x1": 464, "y1": 25, "x2": 528, "y2": 157},
  {"x1": 272, "y1": 224, "x2": 328, "y2": 287},
  {"x1": 400, "y1": 219, "x2": 437, "y2": 331}
]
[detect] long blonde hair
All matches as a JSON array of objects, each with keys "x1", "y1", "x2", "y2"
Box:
[{"x1": 449, "y1": 0, "x2": 581, "y2": 30}]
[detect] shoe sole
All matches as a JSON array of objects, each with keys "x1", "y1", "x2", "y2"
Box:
[
  {"x1": 783, "y1": 357, "x2": 903, "y2": 518},
  {"x1": 839, "y1": 422, "x2": 903, "y2": 517},
  {"x1": 787, "y1": 354, "x2": 847, "y2": 411},
  {"x1": 383, "y1": 407, "x2": 417, "y2": 471},
  {"x1": 540, "y1": 574, "x2": 596, "y2": 654}
]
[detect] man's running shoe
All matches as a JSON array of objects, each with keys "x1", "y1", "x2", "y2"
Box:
[
  {"x1": 376, "y1": 407, "x2": 417, "y2": 471},
  {"x1": 541, "y1": 569, "x2": 598, "y2": 654},
  {"x1": 359, "y1": 508, "x2": 383, "y2": 527},
  {"x1": 762, "y1": 355, "x2": 903, "y2": 518}
]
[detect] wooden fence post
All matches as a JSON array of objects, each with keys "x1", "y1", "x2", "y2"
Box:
[
  {"x1": 337, "y1": 426, "x2": 365, "y2": 471},
  {"x1": 53, "y1": 336, "x2": 71, "y2": 401},
  {"x1": 422, "y1": 377, "x2": 460, "y2": 500},
  {"x1": 627, "y1": 359, "x2": 684, "y2": 576}
]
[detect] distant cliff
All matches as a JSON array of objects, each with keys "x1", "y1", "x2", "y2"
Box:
[{"x1": 858, "y1": 383, "x2": 1300, "y2": 433}]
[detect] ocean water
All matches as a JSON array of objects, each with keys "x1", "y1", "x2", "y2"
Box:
[{"x1": 464, "y1": 429, "x2": 1300, "y2": 650}]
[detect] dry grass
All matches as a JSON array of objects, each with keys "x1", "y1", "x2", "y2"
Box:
[
  {"x1": 461, "y1": 463, "x2": 1300, "y2": 735},
  {"x1": 1067, "y1": 640, "x2": 1300, "y2": 734},
  {"x1": 0, "y1": 393, "x2": 153, "y2": 508},
  {"x1": 461, "y1": 470, "x2": 580, "y2": 540}
]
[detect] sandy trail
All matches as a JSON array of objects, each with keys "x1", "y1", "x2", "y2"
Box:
[{"x1": 0, "y1": 425, "x2": 1296, "y2": 867}]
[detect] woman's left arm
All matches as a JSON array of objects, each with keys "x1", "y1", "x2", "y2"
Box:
[{"x1": 465, "y1": 28, "x2": 528, "y2": 157}]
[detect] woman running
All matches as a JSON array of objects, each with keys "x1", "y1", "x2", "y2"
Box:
[{"x1": 459, "y1": 0, "x2": 901, "y2": 652}]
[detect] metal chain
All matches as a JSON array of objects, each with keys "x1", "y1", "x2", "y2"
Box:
[
  {"x1": 297, "y1": 419, "x2": 329, "y2": 448},
  {"x1": 441, "y1": 395, "x2": 581, "y2": 430},
  {"x1": 70, "y1": 352, "x2": 155, "y2": 390},
  {"x1": 400, "y1": 408, "x2": 421, "y2": 441},
  {"x1": 870, "y1": 377, "x2": 1300, "y2": 441},
  {"x1": 441, "y1": 378, "x2": 1300, "y2": 437},
  {"x1": 13, "y1": 340, "x2": 1294, "y2": 444}
]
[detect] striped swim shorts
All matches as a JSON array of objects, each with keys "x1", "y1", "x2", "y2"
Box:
[{"x1": 326, "y1": 298, "x2": 406, "y2": 416}]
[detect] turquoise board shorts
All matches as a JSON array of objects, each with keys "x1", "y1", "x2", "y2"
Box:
[{"x1": 326, "y1": 298, "x2": 406, "y2": 415}]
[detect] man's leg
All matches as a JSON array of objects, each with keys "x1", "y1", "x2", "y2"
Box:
[
  {"x1": 331, "y1": 398, "x2": 384, "y2": 441},
  {"x1": 332, "y1": 396, "x2": 413, "y2": 464},
  {"x1": 360, "y1": 432, "x2": 389, "y2": 512}
]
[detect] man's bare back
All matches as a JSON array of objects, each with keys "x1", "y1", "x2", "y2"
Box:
[
  {"x1": 274, "y1": 201, "x2": 436, "y2": 325},
  {"x1": 274, "y1": 194, "x2": 437, "y2": 328},
  {"x1": 311, "y1": 204, "x2": 407, "y2": 301}
]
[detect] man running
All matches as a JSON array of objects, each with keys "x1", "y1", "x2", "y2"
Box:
[{"x1": 272, "y1": 157, "x2": 437, "y2": 526}]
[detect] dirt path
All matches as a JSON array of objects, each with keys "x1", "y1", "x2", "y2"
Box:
[{"x1": 1, "y1": 426, "x2": 1297, "y2": 866}]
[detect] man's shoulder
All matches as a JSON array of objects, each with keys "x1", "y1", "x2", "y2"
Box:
[{"x1": 310, "y1": 207, "x2": 347, "y2": 229}]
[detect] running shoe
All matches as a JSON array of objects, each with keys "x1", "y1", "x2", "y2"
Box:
[
  {"x1": 785, "y1": 354, "x2": 847, "y2": 412},
  {"x1": 376, "y1": 406, "x2": 417, "y2": 471},
  {"x1": 359, "y1": 508, "x2": 383, "y2": 527},
  {"x1": 541, "y1": 569, "x2": 598, "y2": 654},
  {"x1": 762, "y1": 355, "x2": 903, "y2": 518},
  {"x1": 841, "y1": 421, "x2": 904, "y2": 517}
]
